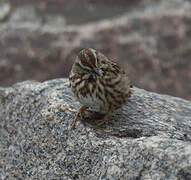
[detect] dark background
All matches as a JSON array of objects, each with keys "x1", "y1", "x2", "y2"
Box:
[{"x1": 0, "y1": 0, "x2": 191, "y2": 100}]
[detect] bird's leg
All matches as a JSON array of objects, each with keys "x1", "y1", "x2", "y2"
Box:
[
  {"x1": 97, "y1": 113, "x2": 111, "y2": 126},
  {"x1": 71, "y1": 105, "x2": 87, "y2": 129}
]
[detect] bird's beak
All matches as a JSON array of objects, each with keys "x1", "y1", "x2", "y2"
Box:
[{"x1": 93, "y1": 67, "x2": 101, "y2": 76}]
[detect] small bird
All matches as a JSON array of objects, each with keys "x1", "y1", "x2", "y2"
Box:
[{"x1": 69, "y1": 48, "x2": 132, "y2": 128}]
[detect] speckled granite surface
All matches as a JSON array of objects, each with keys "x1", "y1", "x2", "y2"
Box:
[{"x1": 0, "y1": 78, "x2": 191, "y2": 179}]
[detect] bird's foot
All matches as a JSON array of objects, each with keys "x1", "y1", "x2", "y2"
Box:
[{"x1": 71, "y1": 105, "x2": 87, "y2": 129}]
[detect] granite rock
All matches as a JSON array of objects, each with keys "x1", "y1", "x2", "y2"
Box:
[{"x1": 0, "y1": 79, "x2": 191, "y2": 179}]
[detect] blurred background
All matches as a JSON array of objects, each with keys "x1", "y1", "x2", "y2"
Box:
[{"x1": 0, "y1": 0, "x2": 191, "y2": 100}]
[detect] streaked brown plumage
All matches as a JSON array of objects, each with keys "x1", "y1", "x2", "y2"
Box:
[{"x1": 69, "y1": 48, "x2": 132, "y2": 128}]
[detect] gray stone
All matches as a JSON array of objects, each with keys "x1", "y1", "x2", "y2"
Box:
[
  {"x1": 0, "y1": 78, "x2": 191, "y2": 179},
  {"x1": 0, "y1": 1, "x2": 11, "y2": 21}
]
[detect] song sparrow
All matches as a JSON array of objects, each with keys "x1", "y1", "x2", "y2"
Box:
[{"x1": 69, "y1": 48, "x2": 132, "y2": 128}]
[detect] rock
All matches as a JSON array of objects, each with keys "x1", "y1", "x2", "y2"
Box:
[
  {"x1": 0, "y1": 79, "x2": 191, "y2": 179},
  {"x1": 0, "y1": 1, "x2": 11, "y2": 21},
  {"x1": 0, "y1": 0, "x2": 191, "y2": 100}
]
